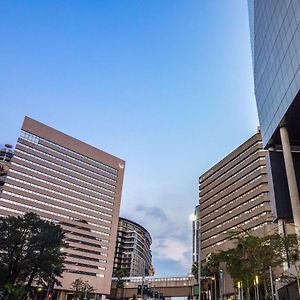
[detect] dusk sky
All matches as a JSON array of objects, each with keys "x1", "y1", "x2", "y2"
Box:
[{"x1": 0, "y1": 1, "x2": 257, "y2": 276}]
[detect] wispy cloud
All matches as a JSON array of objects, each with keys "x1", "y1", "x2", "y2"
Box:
[{"x1": 123, "y1": 204, "x2": 192, "y2": 275}]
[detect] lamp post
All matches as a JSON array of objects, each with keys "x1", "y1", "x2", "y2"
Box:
[
  {"x1": 191, "y1": 206, "x2": 201, "y2": 300},
  {"x1": 254, "y1": 275, "x2": 259, "y2": 300},
  {"x1": 212, "y1": 276, "x2": 217, "y2": 300}
]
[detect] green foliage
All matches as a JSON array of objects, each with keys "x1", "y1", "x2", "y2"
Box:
[
  {"x1": 0, "y1": 212, "x2": 66, "y2": 294},
  {"x1": 2, "y1": 283, "x2": 26, "y2": 300},
  {"x1": 206, "y1": 232, "x2": 300, "y2": 300},
  {"x1": 191, "y1": 261, "x2": 216, "y2": 280},
  {"x1": 114, "y1": 268, "x2": 129, "y2": 288},
  {"x1": 71, "y1": 278, "x2": 94, "y2": 300}
]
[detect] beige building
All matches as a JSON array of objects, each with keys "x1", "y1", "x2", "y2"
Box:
[
  {"x1": 0, "y1": 117, "x2": 125, "y2": 299},
  {"x1": 199, "y1": 131, "x2": 275, "y2": 295}
]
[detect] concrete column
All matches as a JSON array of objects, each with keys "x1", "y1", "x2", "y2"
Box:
[{"x1": 279, "y1": 126, "x2": 300, "y2": 236}]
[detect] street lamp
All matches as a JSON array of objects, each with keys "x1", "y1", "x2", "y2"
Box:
[
  {"x1": 254, "y1": 275, "x2": 259, "y2": 300},
  {"x1": 190, "y1": 207, "x2": 201, "y2": 300}
]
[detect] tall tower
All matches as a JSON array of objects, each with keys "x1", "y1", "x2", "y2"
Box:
[
  {"x1": 248, "y1": 0, "x2": 300, "y2": 235},
  {"x1": 0, "y1": 117, "x2": 125, "y2": 298}
]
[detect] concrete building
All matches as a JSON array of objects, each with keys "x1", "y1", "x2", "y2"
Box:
[
  {"x1": 199, "y1": 131, "x2": 274, "y2": 263},
  {"x1": 113, "y1": 217, "x2": 153, "y2": 277},
  {"x1": 0, "y1": 117, "x2": 125, "y2": 299},
  {"x1": 198, "y1": 131, "x2": 277, "y2": 296},
  {"x1": 248, "y1": 1, "x2": 300, "y2": 234}
]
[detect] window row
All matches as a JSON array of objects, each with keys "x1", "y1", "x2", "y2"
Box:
[
  {"x1": 201, "y1": 167, "x2": 265, "y2": 204},
  {"x1": 200, "y1": 142, "x2": 262, "y2": 185},
  {"x1": 5, "y1": 183, "x2": 112, "y2": 225},
  {"x1": 65, "y1": 260, "x2": 105, "y2": 270},
  {"x1": 7, "y1": 175, "x2": 113, "y2": 215},
  {"x1": 202, "y1": 203, "x2": 270, "y2": 234},
  {"x1": 201, "y1": 157, "x2": 265, "y2": 197},
  {"x1": 20, "y1": 131, "x2": 39, "y2": 145},
  {"x1": 66, "y1": 253, "x2": 107, "y2": 264},
  {"x1": 201, "y1": 175, "x2": 266, "y2": 211},
  {"x1": 36, "y1": 140, "x2": 118, "y2": 179},
  {"x1": 202, "y1": 222, "x2": 272, "y2": 250},
  {"x1": 64, "y1": 230, "x2": 109, "y2": 248},
  {"x1": 21, "y1": 130, "x2": 117, "y2": 173},
  {"x1": 15, "y1": 148, "x2": 116, "y2": 196},
  {"x1": 12, "y1": 160, "x2": 114, "y2": 203},
  {"x1": 0, "y1": 196, "x2": 110, "y2": 236},
  {"x1": 201, "y1": 192, "x2": 268, "y2": 225},
  {"x1": 65, "y1": 269, "x2": 105, "y2": 277},
  {"x1": 2, "y1": 190, "x2": 111, "y2": 226},
  {"x1": 19, "y1": 142, "x2": 117, "y2": 188}
]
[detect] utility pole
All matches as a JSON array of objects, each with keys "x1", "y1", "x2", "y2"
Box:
[{"x1": 197, "y1": 215, "x2": 201, "y2": 300}]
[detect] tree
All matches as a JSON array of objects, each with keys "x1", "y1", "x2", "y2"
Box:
[
  {"x1": 113, "y1": 268, "x2": 129, "y2": 288},
  {"x1": 275, "y1": 233, "x2": 300, "y2": 296},
  {"x1": 0, "y1": 212, "x2": 66, "y2": 297},
  {"x1": 208, "y1": 233, "x2": 286, "y2": 300},
  {"x1": 71, "y1": 278, "x2": 94, "y2": 300}
]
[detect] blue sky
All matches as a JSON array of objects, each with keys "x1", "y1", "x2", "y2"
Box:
[{"x1": 0, "y1": 1, "x2": 257, "y2": 277}]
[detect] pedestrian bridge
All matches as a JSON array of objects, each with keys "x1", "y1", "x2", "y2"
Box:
[{"x1": 111, "y1": 275, "x2": 198, "y2": 298}]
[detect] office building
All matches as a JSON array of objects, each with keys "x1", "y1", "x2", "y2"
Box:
[
  {"x1": 199, "y1": 131, "x2": 274, "y2": 262},
  {"x1": 248, "y1": 1, "x2": 300, "y2": 234},
  {"x1": 198, "y1": 131, "x2": 276, "y2": 296},
  {"x1": 113, "y1": 217, "x2": 153, "y2": 277},
  {"x1": 0, "y1": 117, "x2": 125, "y2": 299}
]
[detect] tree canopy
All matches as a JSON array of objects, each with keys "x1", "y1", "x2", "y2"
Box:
[
  {"x1": 71, "y1": 278, "x2": 94, "y2": 300},
  {"x1": 0, "y1": 212, "x2": 66, "y2": 297}
]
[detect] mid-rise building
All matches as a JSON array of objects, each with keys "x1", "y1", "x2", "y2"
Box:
[
  {"x1": 0, "y1": 117, "x2": 125, "y2": 299},
  {"x1": 248, "y1": 0, "x2": 300, "y2": 233},
  {"x1": 113, "y1": 217, "x2": 153, "y2": 277},
  {"x1": 199, "y1": 131, "x2": 273, "y2": 260},
  {"x1": 198, "y1": 131, "x2": 275, "y2": 297}
]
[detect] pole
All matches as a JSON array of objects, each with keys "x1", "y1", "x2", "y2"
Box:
[
  {"x1": 254, "y1": 280, "x2": 257, "y2": 300},
  {"x1": 45, "y1": 267, "x2": 54, "y2": 300},
  {"x1": 269, "y1": 266, "x2": 275, "y2": 300},
  {"x1": 219, "y1": 270, "x2": 223, "y2": 300},
  {"x1": 214, "y1": 277, "x2": 217, "y2": 300},
  {"x1": 256, "y1": 276, "x2": 260, "y2": 300},
  {"x1": 84, "y1": 287, "x2": 87, "y2": 300},
  {"x1": 280, "y1": 125, "x2": 300, "y2": 240},
  {"x1": 197, "y1": 217, "x2": 201, "y2": 300},
  {"x1": 241, "y1": 282, "x2": 244, "y2": 300}
]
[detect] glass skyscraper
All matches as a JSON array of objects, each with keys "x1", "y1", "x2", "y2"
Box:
[
  {"x1": 248, "y1": 0, "x2": 300, "y2": 147},
  {"x1": 248, "y1": 1, "x2": 300, "y2": 238}
]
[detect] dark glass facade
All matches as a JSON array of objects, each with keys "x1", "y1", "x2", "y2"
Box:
[{"x1": 249, "y1": 0, "x2": 300, "y2": 146}]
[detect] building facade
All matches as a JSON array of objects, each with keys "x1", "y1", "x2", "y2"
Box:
[
  {"x1": 248, "y1": 0, "x2": 300, "y2": 235},
  {"x1": 198, "y1": 131, "x2": 276, "y2": 296},
  {"x1": 0, "y1": 117, "x2": 125, "y2": 298},
  {"x1": 248, "y1": 0, "x2": 300, "y2": 147},
  {"x1": 199, "y1": 131, "x2": 274, "y2": 262},
  {"x1": 113, "y1": 217, "x2": 153, "y2": 277}
]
